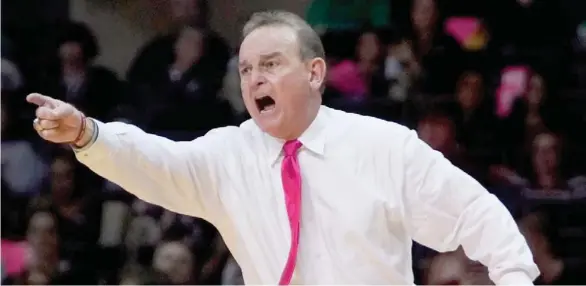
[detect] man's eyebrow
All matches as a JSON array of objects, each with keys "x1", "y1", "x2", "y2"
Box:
[
  {"x1": 239, "y1": 52, "x2": 284, "y2": 67},
  {"x1": 259, "y1": 52, "x2": 283, "y2": 60}
]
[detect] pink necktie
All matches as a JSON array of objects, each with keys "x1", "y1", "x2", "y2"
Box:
[{"x1": 279, "y1": 140, "x2": 303, "y2": 285}]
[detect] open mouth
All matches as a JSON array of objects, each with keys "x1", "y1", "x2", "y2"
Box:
[{"x1": 255, "y1": 95, "x2": 276, "y2": 113}]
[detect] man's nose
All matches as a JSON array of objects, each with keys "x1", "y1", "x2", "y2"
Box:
[{"x1": 250, "y1": 70, "x2": 267, "y2": 91}]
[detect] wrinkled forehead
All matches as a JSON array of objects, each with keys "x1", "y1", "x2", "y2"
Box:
[{"x1": 239, "y1": 25, "x2": 301, "y2": 63}]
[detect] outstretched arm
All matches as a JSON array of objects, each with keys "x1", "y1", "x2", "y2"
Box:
[{"x1": 74, "y1": 118, "x2": 236, "y2": 222}]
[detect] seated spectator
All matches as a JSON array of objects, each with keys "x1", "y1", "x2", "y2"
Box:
[
  {"x1": 5, "y1": 210, "x2": 99, "y2": 284},
  {"x1": 132, "y1": 26, "x2": 234, "y2": 132},
  {"x1": 518, "y1": 210, "x2": 586, "y2": 284},
  {"x1": 222, "y1": 254, "x2": 244, "y2": 285},
  {"x1": 1, "y1": 100, "x2": 49, "y2": 197},
  {"x1": 152, "y1": 241, "x2": 196, "y2": 285},
  {"x1": 326, "y1": 28, "x2": 388, "y2": 100},
  {"x1": 126, "y1": 0, "x2": 230, "y2": 88},
  {"x1": 506, "y1": 72, "x2": 572, "y2": 154},
  {"x1": 37, "y1": 21, "x2": 124, "y2": 121},
  {"x1": 405, "y1": 0, "x2": 465, "y2": 94},
  {"x1": 29, "y1": 152, "x2": 103, "y2": 266},
  {"x1": 447, "y1": 71, "x2": 501, "y2": 164},
  {"x1": 385, "y1": 37, "x2": 422, "y2": 102},
  {"x1": 424, "y1": 247, "x2": 491, "y2": 285},
  {"x1": 492, "y1": 132, "x2": 585, "y2": 200},
  {"x1": 416, "y1": 111, "x2": 487, "y2": 184},
  {"x1": 522, "y1": 132, "x2": 586, "y2": 201},
  {"x1": 118, "y1": 264, "x2": 172, "y2": 285},
  {"x1": 355, "y1": 28, "x2": 388, "y2": 98}
]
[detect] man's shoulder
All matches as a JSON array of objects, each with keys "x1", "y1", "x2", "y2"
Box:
[
  {"x1": 203, "y1": 120, "x2": 263, "y2": 143},
  {"x1": 326, "y1": 106, "x2": 412, "y2": 139}
]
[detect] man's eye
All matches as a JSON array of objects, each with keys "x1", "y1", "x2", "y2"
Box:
[{"x1": 265, "y1": 61, "x2": 278, "y2": 68}]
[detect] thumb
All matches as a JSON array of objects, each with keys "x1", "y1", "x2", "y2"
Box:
[{"x1": 26, "y1": 93, "x2": 58, "y2": 108}]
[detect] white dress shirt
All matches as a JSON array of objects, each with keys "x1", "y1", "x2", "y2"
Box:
[{"x1": 75, "y1": 106, "x2": 539, "y2": 284}]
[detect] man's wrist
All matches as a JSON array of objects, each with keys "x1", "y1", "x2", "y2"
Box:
[{"x1": 73, "y1": 117, "x2": 96, "y2": 148}]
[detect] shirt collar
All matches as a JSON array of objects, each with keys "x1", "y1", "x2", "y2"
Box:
[{"x1": 266, "y1": 105, "x2": 328, "y2": 166}]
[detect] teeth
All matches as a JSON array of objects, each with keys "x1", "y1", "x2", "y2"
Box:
[{"x1": 260, "y1": 105, "x2": 275, "y2": 114}]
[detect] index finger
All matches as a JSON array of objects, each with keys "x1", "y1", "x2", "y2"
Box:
[{"x1": 26, "y1": 93, "x2": 59, "y2": 108}]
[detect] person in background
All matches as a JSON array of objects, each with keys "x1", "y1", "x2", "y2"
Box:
[
  {"x1": 406, "y1": 0, "x2": 464, "y2": 94},
  {"x1": 416, "y1": 111, "x2": 486, "y2": 184},
  {"x1": 449, "y1": 71, "x2": 500, "y2": 165},
  {"x1": 152, "y1": 241, "x2": 196, "y2": 285},
  {"x1": 518, "y1": 210, "x2": 586, "y2": 284},
  {"x1": 127, "y1": 0, "x2": 230, "y2": 92},
  {"x1": 118, "y1": 264, "x2": 171, "y2": 285},
  {"x1": 425, "y1": 247, "x2": 492, "y2": 285},
  {"x1": 37, "y1": 22, "x2": 123, "y2": 122},
  {"x1": 27, "y1": 10, "x2": 538, "y2": 284}
]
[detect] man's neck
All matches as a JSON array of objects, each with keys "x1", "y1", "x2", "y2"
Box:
[{"x1": 283, "y1": 100, "x2": 321, "y2": 140}]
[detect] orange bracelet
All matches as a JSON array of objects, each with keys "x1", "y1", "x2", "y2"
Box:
[{"x1": 71, "y1": 113, "x2": 87, "y2": 145}]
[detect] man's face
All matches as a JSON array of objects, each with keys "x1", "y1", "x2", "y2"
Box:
[{"x1": 238, "y1": 25, "x2": 322, "y2": 139}]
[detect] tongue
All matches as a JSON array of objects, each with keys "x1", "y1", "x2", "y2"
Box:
[{"x1": 261, "y1": 104, "x2": 276, "y2": 113}]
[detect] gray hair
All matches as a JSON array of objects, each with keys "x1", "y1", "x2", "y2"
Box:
[{"x1": 242, "y1": 10, "x2": 325, "y2": 61}]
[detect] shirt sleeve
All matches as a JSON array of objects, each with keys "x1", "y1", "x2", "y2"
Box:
[
  {"x1": 74, "y1": 119, "x2": 236, "y2": 222},
  {"x1": 400, "y1": 130, "x2": 540, "y2": 285}
]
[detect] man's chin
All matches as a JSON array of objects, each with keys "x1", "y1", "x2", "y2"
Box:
[{"x1": 254, "y1": 116, "x2": 284, "y2": 138}]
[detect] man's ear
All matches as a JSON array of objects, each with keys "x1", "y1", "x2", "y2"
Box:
[{"x1": 308, "y1": 57, "x2": 327, "y2": 91}]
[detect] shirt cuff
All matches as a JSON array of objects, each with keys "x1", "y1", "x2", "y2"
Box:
[
  {"x1": 72, "y1": 119, "x2": 109, "y2": 163},
  {"x1": 496, "y1": 271, "x2": 535, "y2": 285},
  {"x1": 71, "y1": 118, "x2": 99, "y2": 152}
]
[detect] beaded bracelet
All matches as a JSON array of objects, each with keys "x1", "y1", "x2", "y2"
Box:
[{"x1": 71, "y1": 113, "x2": 87, "y2": 145}]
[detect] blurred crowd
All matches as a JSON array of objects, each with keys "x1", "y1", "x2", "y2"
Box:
[{"x1": 1, "y1": 0, "x2": 585, "y2": 284}]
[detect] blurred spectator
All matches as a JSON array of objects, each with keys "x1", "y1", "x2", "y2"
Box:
[
  {"x1": 385, "y1": 38, "x2": 422, "y2": 101},
  {"x1": 424, "y1": 248, "x2": 492, "y2": 285},
  {"x1": 126, "y1": 0, "x2": 230, "y2": 100},
  {"x1": 133, "y1": 26, "x2": 234, "y2": 132},
  {"x1": 406, "y1": 0, "x2": 464, "y2": 93},
  {"x1": 506, "y1": 72, "x2": 573, "y2": 153},
  {"x1": 446, "y1": 71, "x2": 500, "y2": 165},
  {"x1": 118, "y1": 264, "x2": 172, "y2": 285},
  {"x1": 152, "y1": 241, "x2": 196, "y2": 285},
  {"x1": 1, "y1": 100, "x2": 48, "y2": 198},
  {"x1": 221, "y1": 255, "x2": 244, "y2": 285},
  {"x1": 417, "y1": 111, "x2": 486, "y2": 184},
  {"x1": 28, "y1": 152, "x2": 103, "y2": 271},
  {"x1": 37, "y1": 22, "x2": 124, "y2": 121},
  {"x1": 518, "y1": 210, "x2": 586, "y2": 284},
  {"x1": 491, "y1": 132, "x2": 586, "y2": 202},
  {"x1": 355, "y1": 28, "x2": 388, "y2": 97}
]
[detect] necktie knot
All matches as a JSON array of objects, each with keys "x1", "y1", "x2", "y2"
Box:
[{"x1": 283, "y1": 140, "x2": 302, "y2": 157}]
